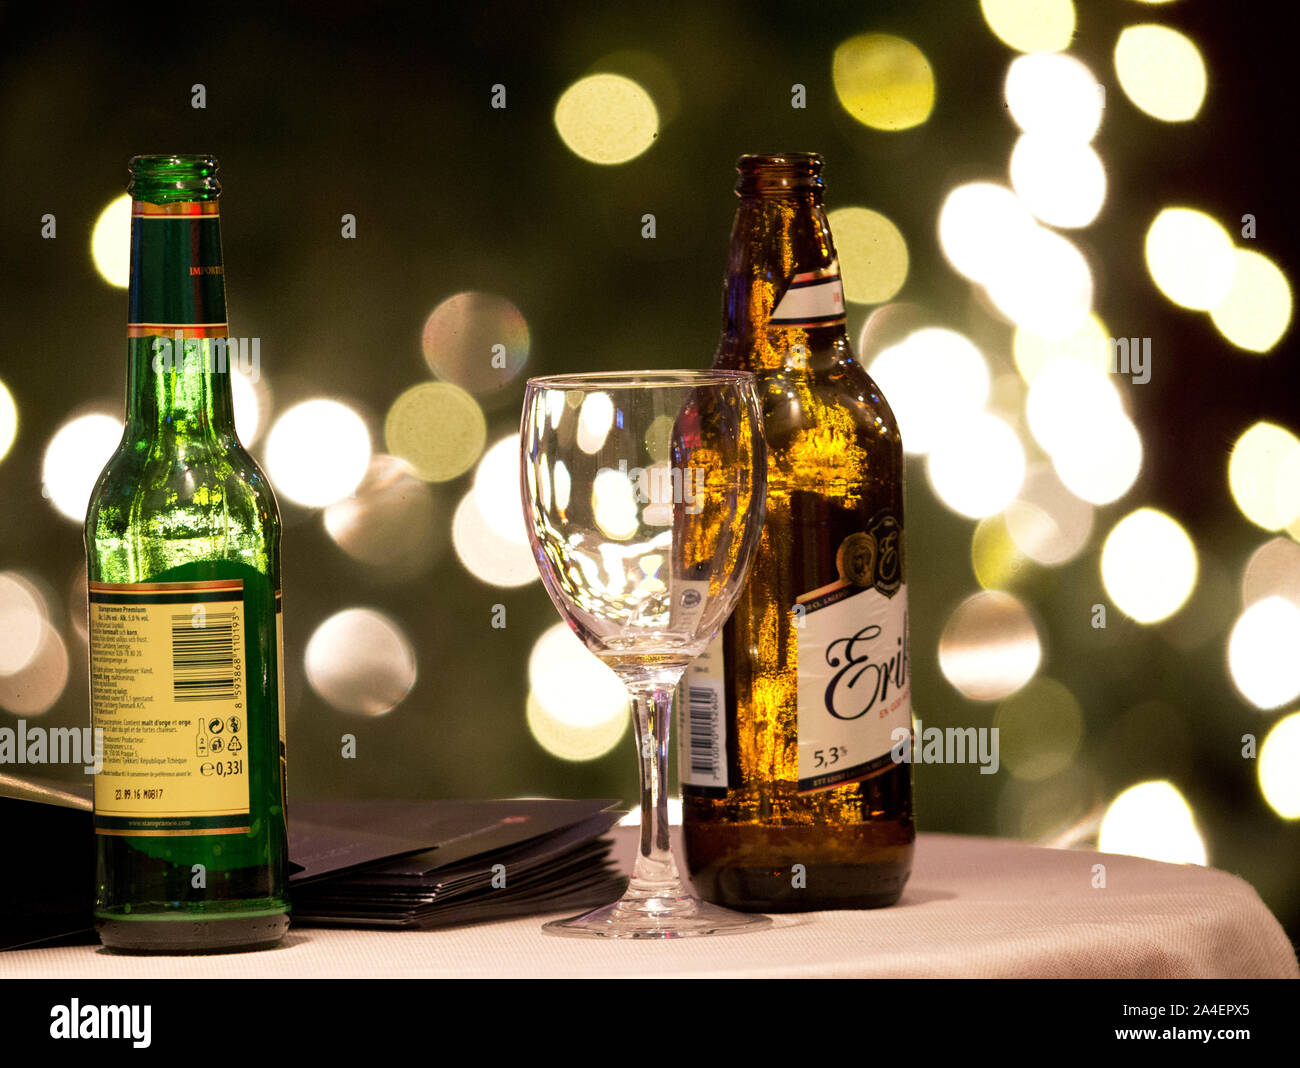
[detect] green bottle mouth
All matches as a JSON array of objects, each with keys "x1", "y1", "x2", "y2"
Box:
[{"x1": 128, "y1": 154, "x2": 221, "y2": 201}]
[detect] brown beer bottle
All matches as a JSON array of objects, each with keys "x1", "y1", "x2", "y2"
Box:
[{"x1": 680, "y1": 153, "x2": 914, "y2": 911}]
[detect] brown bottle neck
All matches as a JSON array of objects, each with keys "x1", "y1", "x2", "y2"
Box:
[{"x1": 716, "y1": 190, "x2": 851, "y2": 372}]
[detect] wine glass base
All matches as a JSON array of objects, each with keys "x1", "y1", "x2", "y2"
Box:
[{"x1": 541, "y1": 891, "x2": 772, "y2": 939}]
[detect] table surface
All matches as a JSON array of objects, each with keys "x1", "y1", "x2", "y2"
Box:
[{"x1": 3, "y1": 829, "x2": 1296, "y2": 979}]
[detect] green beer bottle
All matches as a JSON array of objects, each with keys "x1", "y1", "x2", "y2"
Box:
[{"x1": 85, "y1": 155, "x2": 289, "y2": 952}]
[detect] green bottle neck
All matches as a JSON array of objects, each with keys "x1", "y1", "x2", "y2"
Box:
[{"x1": 125, "y1": 157, "x2": 235, "y2": 439}]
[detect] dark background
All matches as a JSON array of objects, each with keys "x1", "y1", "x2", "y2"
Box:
[{"x1": 1, "y1": 1, "x2": 1297, "y2": 944}]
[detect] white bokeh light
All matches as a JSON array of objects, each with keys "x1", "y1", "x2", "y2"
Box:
[
  {"x1": 1228, "y1": 597, "x2": 1300, "y2": 710},
  {"x1": 927, "y1": 413, "x2": 1026, "y2": 519},
  {"x1": 1099, "y1": 781, "x2": 1207, "y2": 865},
  {"x1": 1004, "y1": 52, "x2": 1103, "y2": 143},
  {"x1": 867, "y1": 328, "x2": 990, "y2": 455},
  {"x1": 41, "y1": 413, "x2": 122, "y2": 522},
  {"x1": 265, "y1": 399, "x2": 371, "y2": 508},
  {"x1": 1101, "y1": 508, "x2": 1197, "y2": 623}
]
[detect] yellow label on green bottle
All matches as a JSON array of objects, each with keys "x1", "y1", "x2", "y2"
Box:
[{"x1": 89, "y1": 579, "x2": 251, "y2": 836}]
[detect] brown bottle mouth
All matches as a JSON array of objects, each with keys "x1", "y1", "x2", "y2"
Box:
[{"x1": 735, "y1": 153, "x2": 824, "y2": 195}]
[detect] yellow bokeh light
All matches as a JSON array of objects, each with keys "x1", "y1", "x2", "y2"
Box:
[
  {"x1": 0, "y1": 378, "x2": 16, "y2": 464},
  {"x1": 827, "y1": 207, "x2": 909, "y2": 304},
  {"x1": 554, "y1": 74, "x2": 658, "y2": 165},
  {"x1": 1099, "y1": 781, "x2": 1207, "y2": 865},
  {"x1": 1144, "y1": 208, "x2": 1236, "y2": 310},
  {"x1": 1009, "y1": 134, "x2": 1106, "y2": 228},
  {"x1": 41, "y1": 412, "x2": 122, "y2": 522},
  {"x1": 384, "y1": 381, "x2": 486, "y2": 483},
  {"x1": 939, "y1": 590, "x2": 1042, "y2": 701},
  {"x1": 1228, "y1": 597, "x2": 1300, "y2": 710},
  {"x1": 927, "y1": 412, "x2": 1026, "y2": 519},
  {"x1": 971, "y1": 514, "x2": 1030, "y2": 590},
  {"x1": 832, "y1": 34, "x2": 935, "y2": 131},
  {"x1": 981, "y1": 0, "x2": 1075, "y2": 54},
  {"x1": 867, "y1": 327, "x2": 990, "y2": 455},
  {"x1": 1115, "y1": 24, "x2": 1207, "y2": 122},
  {"x1": 1258, "y1": 711, "x2": 1300, "y2": 819},
  {"x1": 90, "y1": 193, "x2": 131, "y2": 288},
  {"x1": 526, "y1": 690, "x2": 628, "y2": 763},
  {"x1": 1228, "y1": 422, "x2": 1300, "y2": 531},
  {"x1": 1101, "y1": 508, "x2": 1197, "y2": 623},
  {"x1": 265, "y1": 398, "x2": 371, "y2": 508},
  {"x1": 1210, "y1": 249, "x2": 1293, "y2": 354},
  {"x1": 1004, "y1": 53, "x2": 1103, "y2": 142},
  {"x1": 993, "y1": 677, "x2": 1083, "y2": 781},
  {"x1": 528, "y1": 622, "x2": 627, "y2": 729}
]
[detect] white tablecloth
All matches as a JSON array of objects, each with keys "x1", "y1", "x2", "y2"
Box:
[{"x1": 3, "y1": 830, "x2": 1295, "y2": 978}]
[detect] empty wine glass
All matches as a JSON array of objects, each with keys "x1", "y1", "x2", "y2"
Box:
[{"x1": 520, "y1": 370, "x2": 770, "y2": 938}]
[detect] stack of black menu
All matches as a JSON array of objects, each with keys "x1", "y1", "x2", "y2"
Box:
[{"x1": 0, "y1": 774, "x2": 626, "y2": 950}]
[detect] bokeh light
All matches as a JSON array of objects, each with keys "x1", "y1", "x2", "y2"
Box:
[
  {"x1": 938, "y1": 182, "x2": 1037, "y2": 285},
  {"x1": 1242, "y1": 537, "x2": 1300, "y2": 610},
  {"x1": 866, "y1": 327, "x2": 990, "y2": 455},
  {"x1": 473, "y1": 434, "x2": 529, "y2": 543},
  {"x1": 1025, "y1": 359, "x2": 1142, "y2": 505},
  {"x1": 993, "y1": 677, "x2": 1083, "y2": 781},
  {"x1": 554, "y1": 73, "x2": 658, "y2": 164},
  {"x1": 980, "y1": 0, "x2": 1075, "y2": 54},
  {"x1": 1099, "y1": 780, "x2": 1207, "y2": 865},
  {"x1": 1144, "y1": 208, "x2": 1236, "y2": 310},
  {"x1": 90, "y1": 193, "x2": 131, "y2": 288},
  {"x1": 1228, "y1": 597, "x2": 1300, "y2": 710},
  {"x1": 939, "y1": 590, "x2": 1042, "y2": 701},
  {"x1": 527, "y1": 623, "x2": 628, "y2": 760},
  {"x1": 0, "y1": 620, "x2": 68, "y2": 716},
  {"x1": 1115, "y1": 24, "x2": 1207, "y2": 122},
  {"x1": 0, "y1": 572, "x2": 46, "y2": 676},
  {"x1": 576, "y1": 391, "x2": 615, "y2": 455},
  {"x1": 826, "y1": 207, "x2": 908, "y2": 304},
  {"x1": 41, "y1": 412, "x2": 122, "y2": 522},
  {"x1": 421, "y1": 292, "x2": 530, "y2": 394},
  {"x1": 265, "y1": 398, "x2": 371, "y2": 507},
  {"x1": 1009, "y1": 135, "x2": 1106, "y2": 228},
  {"x1": 984, "y1": 224, "x2": 1093, "y2": 339},
  {"x1": 1004, "y1": 53, "x2": 1103, "y2": 142},
  {"x1": 1013, "y1": 313, "x2": 1110, "y2": 383},
  {"x1": 1005, "y1": 463, "x2": 1094, "y2": 566},
  {"x1": 0, "y1": 378, "x2": 17, "y2": 464},
  {"x1": 831, "y1": 33, "x2": 935, "y2": 131},
  {"x1": 1210, "y1": 249, "x2": 1293, "y2": 354},
  {"x1": 323, "y1": 454, "x2": 440, "y2": 576},
  {"x1": 525, "y1": 690, "x2": 628, "y2": 762},
  {"x1": 451, "y1": 487, "x2": 538, "y2": 587},
  {"x1": 927, "y1": 412, "x2": 1026, "y2": 518},
  {"x1": 230, "y1": 366, "x2": 267, "y2": 446},
  {"x1": 385, "y1": 381, "x2": 486, "y2": 483},
  {"x1": 1228, "y1": 422, "x2": 1300, "y2": 531},
  {"x1": 1258, "y1": 711, "x2": 1300, "y2": 819},
  {"x1": 1101, "y1": 508, "x2": 1197, "y2": 623},
  {"x1": 304, "y1": 608, "x2": 417, "y2": 715}
]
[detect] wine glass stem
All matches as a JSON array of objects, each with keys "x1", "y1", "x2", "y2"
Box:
[{"x1": 627, "y1": 678, "x2": 683, "y2": 897}]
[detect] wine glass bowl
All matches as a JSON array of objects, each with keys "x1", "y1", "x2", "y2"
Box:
[{"x1": 520, "y1": 370, "x2": 771, "y2": 937}]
